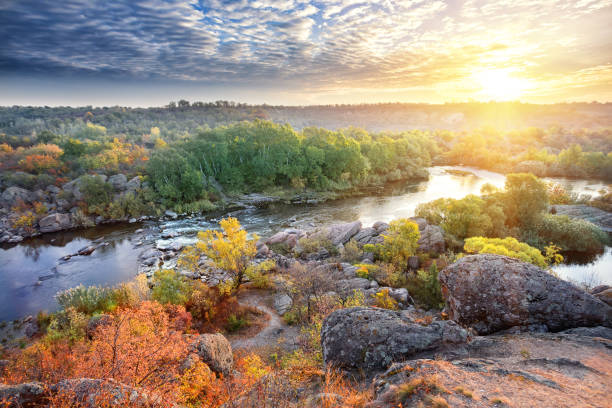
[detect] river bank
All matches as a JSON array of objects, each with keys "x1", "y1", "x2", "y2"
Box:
[{"x1": 0, "y1": 166, "x2": 610, "y2": 322}]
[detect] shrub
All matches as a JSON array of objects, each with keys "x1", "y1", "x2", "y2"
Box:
[
  {"x1": 297, "y1": 236, "x2": 339, "y2": 257},
  {"x1": 364, "y1": 219, "x2": 420, "y2": 270},
  {"x1": 245, "y1": 260, "x2": 276, "y2": 289},
  {"x1": 371, "y1": 288, "x2": 398, "y2": 310},
  {"x1": 406, "y1": 262, "x2": 444, "y2": 310},
  {"x1": 226, "y1": 314, "x2": 249, "y2": 332},
  {"x1": 534, "y1": 214, "x2": 608, "y2": 253},
  {"x1": 341, "y1": 239, "x2": 362, "y2": 263},
  {"x1": 152, "y1": 269, "x2": 191, "y2": 305},
  {"x1": 185, "y1": 281, "x2": 220, "y2": 322},
  {"x1": 81, "y1": 175, "x2": 113, "y2": 210},
  {"x1": 463, "y1": 236, "x2": 550, "y2": 268},
  {"x1": 371, "y1": 263, "x2": 406, "y2": 288},
  {"x1": 56, "y1": 284, "x2": 135, "y2": 315}
]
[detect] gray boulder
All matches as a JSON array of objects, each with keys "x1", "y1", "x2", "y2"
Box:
[
  {"x1": 1, "y1": 186, "x2": 34, "y2": 206},
  {"x1": 125, "y1": 176, "x2": 141, "y2": 192},
  {"x1": 108, "y1": 174, "x2": 128, "y2": 191},
  {"x1": 38, "y1": 213, "x2": 73, "y2": 233},
  {"x1": 416, "y1": 224, "x2": 445, "y2": 254},
  {"x1": 439, "y1": 254, "x2": 612, "y2": 335},
  {"x1": 321, "y1": 307, "x2": 468, "y2": 375},
  {"x1": 51, "y1": 378, "x2": 160, "y2": 407},
  {"x1": 274, "y1": 293, "x2": 293, "y2": 315},
  {"x1": 325, "y1": 221, "x2": 362, "y2": 245},
  {"x1": 593, "y1": 288, "x2": 612, "y2": 307},
  {"x1": 190, "y1": 333, "x2": 233, "y2": 376}
]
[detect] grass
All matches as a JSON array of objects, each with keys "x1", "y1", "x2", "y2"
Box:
[
  {"x1": 453, "y1": 386, "x2": 473, "y2": 398},
  {"x1": 491, "y1": 396, "x2": 511, "y2": 405},
  {"x1": 226, "y1": 314, "x2": 249, "y2": 333}
]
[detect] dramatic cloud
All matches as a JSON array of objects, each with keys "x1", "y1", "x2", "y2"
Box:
[{"x1": 0, "y1": 0, "x2": 611, "y2": 104}]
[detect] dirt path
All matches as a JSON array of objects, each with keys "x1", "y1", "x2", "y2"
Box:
[{"x1": 230, "y1": 290, "x2": 300, "y2": 351}]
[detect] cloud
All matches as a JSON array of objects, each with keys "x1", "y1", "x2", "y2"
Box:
[{"x1": 0, "y1": 0, "x2": 611, "y2": 103}]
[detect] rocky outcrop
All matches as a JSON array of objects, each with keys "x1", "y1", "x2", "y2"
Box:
[
  {"x1": 1, "y1": 186, "x2": 35, "y2": 206},
  {"x1": 439, "y1": 254, "x2": 612, "y2": 335},
  {"x1": 324, "y1": 221, "x2": 362, "y2": 246},
  {"x1": 51, "y1": 378, "x2": 160, "y2": 407},
  {"x1": 38, "y1": 213, "x2": 73, "y2": 233},
  {"x1": 190, "y1": 333, "x2": 233, "y2": 376},
  {"x1": 0, "y1": 382, "x2": 47, "y2": 407},
  {"x1": 552, "y1": 204, "x2": 612, "y2": 233},
  {"x1": 273, "y1": 293, "x2": 293, "y2": 315},
  {"x1": 591, "y1": 285, "x2": 612, "y2": 306},
  {"x1": 108, "y1": 174, "x2": 127, "y2": 191},
  {"x1": 369, "y1": 331, "x2": 612, "y2": 408},
  {"x1": 266, "y1": 228, "x2": 306, "y2": 250},
  {"x1": 409, "y1": 217, "x2": 445, "y2": 254},
  {"x1": 321, "y1": 307, "x2": 468, "y2": 375}
]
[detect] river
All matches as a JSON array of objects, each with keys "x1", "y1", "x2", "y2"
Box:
[{"x1": 0, "y1": 166, "x2": 609, "y2": 321}]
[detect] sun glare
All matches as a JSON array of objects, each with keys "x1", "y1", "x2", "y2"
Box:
[{"x1": 471, "y1": 69, "x2": 530, "y2": 101}]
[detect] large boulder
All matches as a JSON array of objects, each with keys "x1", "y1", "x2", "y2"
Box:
[
  {"x1": 439, "y1": 254, "x2": 612, "y2": 335},
  {"x1": 0, "y1": 382, "x2": 46, "y2": 407},
  {"x1": 125, "y1": 176, "x2": 141, "y2": 192},
  {"x1": 38, "y1": 213, "x2": 73, "y2": 233},
  {"x1": 325, "y1": 221, "x2": 362, "y2": 246},
  {"x1": 190, "y1": 333, "x2": 233, "y2": 376},
  {"x1": 321, "y1": 307, "x2": 468, "y2": 375},
  {"x1": 416, "y1": 224, "x2": 445, "y2": 254},
  {"x1": 1, "y1": 186, "x2": 34, "y2": 207}
]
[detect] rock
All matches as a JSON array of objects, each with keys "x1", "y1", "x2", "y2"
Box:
[
  {"x1": 274, "y1": 293, "x2": 293, "y2": 315},
  {"x1": 389, "y1": 288, "x2": 410, "y2": 304},
  {"x1": 325, "y1": 221, "x2": 362, "y2": 245},
  {"x1": 46, "y1": 185, "x2": 61, "y2": 194},
  {"x1": 372, "y1": 221, "x2": 389, "y2": 234},
  {"x1": 439, "y1": 254, "x2": 612, "y2": 335},
  {"x1": 591, "y1": 285, "x2": 610, "y2": 295},
  {"x1": 353, "y1": 227, "x2": 377, "y2": 244},
  {"x1": 1, "y1": 186, "x2": 34, "y2": 206},
  {"x1": 190, "y1": 333, "x2": 233, "y2": 376},
  {"x1": 553, "y1": 204, "x2": 612, "y2": 233},
  {"x1": 265, "y1": 229, "x2": 305, "y2": 249},
  {"x1": 0, "y1": 382, "x2": 47, "y2": 407},
  {"x1": 52, "y1": 378, "x2": 160, "y2": 407},
  {"x1": 86, "y1": 314, "x2": 113, "y2": 339},
  {"x1": 125, "y1": 177, "x2": 141, "y2": 192},
  {"x1": 594, "y1": 288, "x2": 612, "y2": 307},
  {"x1": 321, "y1": 307, "x2": 468, "y2": 375},
  {"x1": 77, "y1": 245, "x2": 96, "y2": 256},
  {"x1": 139, "y1": 248, "x2": 162, "y2": 260},
  {"x1": 108, "y1": 174, "x2": 128, "y2": 191},
  {"x1": 38, "y1": 213, "x2": 73, "y2": 233},
  {"x1": 336, "y1": 278, "x2": 372, "y2": 296},
  {"x1": 164, "y1": 210, "x2": 178, "y2": 219},
  {"x1": 561, "y1": 326, "x2": 612, "y2": 340},
  {"x1": 417, "y1": 224, "x2": 445, "y2": 254}
]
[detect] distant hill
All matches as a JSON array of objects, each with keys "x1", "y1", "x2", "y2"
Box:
[{"x1": 1, "y1": 102, "x2": 611, "y2": 138}]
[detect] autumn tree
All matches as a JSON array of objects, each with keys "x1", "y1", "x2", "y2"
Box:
[
  {"x1": 180, "y1": 217, "x2": 258, "y2": 292},
  {"x1": 365, "y1": 219, "x2": 420, "y2": 270}
]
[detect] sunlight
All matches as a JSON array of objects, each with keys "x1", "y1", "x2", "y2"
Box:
[{"x1": 471, "y1": 68, "x2": 531, "y2": 101}]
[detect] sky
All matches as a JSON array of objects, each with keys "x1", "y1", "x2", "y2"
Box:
[{"x1": 1, "y1": 0, "x2": 611, "y2": 106}]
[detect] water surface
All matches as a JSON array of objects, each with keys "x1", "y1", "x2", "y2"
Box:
[{"x1": 0, "y1": 166, "x2": 609, "y2": 320}]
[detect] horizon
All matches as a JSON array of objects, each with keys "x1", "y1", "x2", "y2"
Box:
[{"x1": 1, "y1": 0, "x2": 612, "y2": 106}]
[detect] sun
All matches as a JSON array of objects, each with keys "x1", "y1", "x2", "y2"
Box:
[{"x1": 471, "y1": 68, "x2": 530, "y2": 101}]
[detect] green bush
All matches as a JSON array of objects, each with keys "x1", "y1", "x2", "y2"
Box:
[
  {"x1": 81, "y1": 175, "x2": 113, "y2": 210},
  {"x1": 226, "y1": 314, "x2": 249, "y2": 332},
  {"x1": 406, "y1": 262, "x2": 444, "y2": 310},
  {"x1": 297, "y1": 236, "x2": 339, "y2": 257},
  {"x1": 364, "y1": 219, "x2": 420, "y2": 269},
  {"x1": 341, "y1": 239, "x2": 362, "y2": 263},
  {"x1": 56, "y1": 284, "x2": 135, "y2": 315},
  {"x1": 151, "y1": 269, "x2": 191, "y2": 305},
  {"x1": 533, "y1": 214, "x2": 608, "y2": 253},
  {"x1": 245, "y1": 260, "x2": 276, "y2": 289}
]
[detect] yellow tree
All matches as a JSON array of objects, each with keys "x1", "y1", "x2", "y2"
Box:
[
  {"x1": 180, "y1": 217, "x2": 258, "y2": 292},
  {"x1": 365, "y1": 219, "x2": 420, "y2": 270}
]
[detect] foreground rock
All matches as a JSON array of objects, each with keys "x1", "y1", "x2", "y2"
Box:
[
  {"x1": 0, "y1": 382, "x2": 46, "y2": 407},
  {"x1": 368, "y1": 330, "x2": 612, "y2": 408},
  {"x1": 190, "y1": 333, "x2": 233, "y2": 376},
  {"x1": 439, "y1": 254, "x2": 612, "y2": 335},
  {"x1": 321, "y1": 307, "x2": 468, "y2": 376}
]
